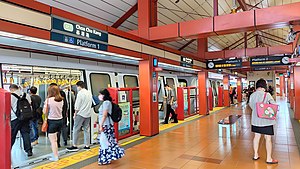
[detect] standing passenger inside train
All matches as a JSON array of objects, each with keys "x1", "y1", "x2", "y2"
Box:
[
  {"x1": 98, "y1": 89, "x2": 125, "y2": 165},
  {"x1": 29, "y1": 86, "x2": 42, "y2": 146},
  {"x1": 67, "y1": 81, "x2": 92, "y2": 152},
  {"x1": 164, "y1": 84, "x2": 178, "y2": 124},
  {"x1": 43, "y1": 86, "x2": 64, "y2": 161},
  {"x1": 249, "y1": 79, "x2": 278, "y2": 164},
  {"x1": 10, "y1": 84, "x2": 33, "y2": 157}
]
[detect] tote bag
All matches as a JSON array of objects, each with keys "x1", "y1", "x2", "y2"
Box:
[{"x1": 256, "y1": 93, "x2": 279, "y2": 120}]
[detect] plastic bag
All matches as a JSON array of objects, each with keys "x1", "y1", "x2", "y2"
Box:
[{"x1": 100, "y1": 132, "x2": 109, "y2": 150}]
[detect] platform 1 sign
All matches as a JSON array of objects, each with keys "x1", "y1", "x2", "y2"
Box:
[
  {"x1": 250, "y1": 56, "x2": 290, "y2": 67},
  {"x1": 206, "y1": 58, "x2": 242, "y2": 69},
  {"x1": 50, "y1": 32, "x2": 108, "y2": 51}
]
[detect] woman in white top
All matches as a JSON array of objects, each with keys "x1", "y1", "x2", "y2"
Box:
[
  {"x1": 249, "y1": 79, "x2": 278, "y2": 164},
  {"x1": 43, "y1": 86, "x2": 64, "y2": 161},
  {"x1": 98, "y1": 89, "x2": 124, "y2": 165}
]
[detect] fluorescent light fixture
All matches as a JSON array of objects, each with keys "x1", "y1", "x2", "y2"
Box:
[
  {"x1": 159, "y1": 62, "x2": 200, "y2": 72},
  {"x1": 0, "y1": 31, "x2": 24, "y2": 39}
]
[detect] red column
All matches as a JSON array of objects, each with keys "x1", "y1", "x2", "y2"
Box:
[
  {"x1": 288, "y1": 78, "x2": 291, "y2": 103},
  {"x1": 291, "y1": 73, "x2": 295, "y2": 110},
  {"x1": 223, "y1": 75, "x2": 230, "y2": 107},
  {"x1": 237, "y1": 78, "x2": 242, "y2": 103},
  {"x1": 197, "y1": 38, "x2": 207, "y2": 60},
  {"x1": 138, "y1": 0, "x2": 157, "y2": 39},
  {"x1": 279, "y1": 75, "x2": 285, "y2": 97},
  {"x1": 0, "y1": 89, "x2": 11, "y2": 168},
  {"x1": 217, "y1": 86, "x2": 224, "y2": 107},
  {"x1": 198, "y1": 71, "x2": 209, "y2": 115},
  {"x1": 294, "y1": 67, "x2": 300, "y2": 119},
  {"x1": 139, "y1": 55, "x2": 159, "y2": 136}
]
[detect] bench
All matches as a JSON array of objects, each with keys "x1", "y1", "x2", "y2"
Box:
[{"x1": 218, "y1": 115, "x2": 242, "y2": 137}]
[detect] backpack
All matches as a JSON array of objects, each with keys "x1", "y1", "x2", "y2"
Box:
[
  {"x1": 11, "y1": 93, "x2": 33, "y2": 121},
  {"x1": 109, "y1": 102, "x2": 122, "y2": 123}
]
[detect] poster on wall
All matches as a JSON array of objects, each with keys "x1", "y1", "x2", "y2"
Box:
[{"x1": 118, "y1": 102, "x2": 131, "y2": 132}]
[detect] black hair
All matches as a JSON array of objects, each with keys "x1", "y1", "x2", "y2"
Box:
[
  {"x1": 30, "y1": 86, "x2": 38, "y2": 94},
  {"x1": 50, "y1": 83, "x2": 58, "y2": 86},
  {"x1": 256, "y1": 78, "x2": 267, "y2": 90},
  {"x1": 9, "y1": 84, "x2": 18, "y2": 90},
  {"x1": 99, "y1": 89, "x2": 112, "y2": 101},
  {"x1": 76, "y1": 81, "x2": 86, "y2": 88}
]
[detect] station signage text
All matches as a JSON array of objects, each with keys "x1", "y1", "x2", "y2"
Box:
[
  {"x1": 206, "y1": 58, "x2": 242, "y2": 69},
  {"x1": 250, "y1": 56, "x2": 290, "y2": 67}
]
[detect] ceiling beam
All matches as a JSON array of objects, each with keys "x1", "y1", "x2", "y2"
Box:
[
  {"x1": 213, "y1": 0, "x2": 218, "y2": 16},
  {"x1": 223, "y1": 32, "x2": 253, "y2": 50},
  {"x1": 259, "y1": 30, "x2": 286, "y2": 42},
  {"x1": 178, "y1": 39, "x2": 196, "y2": 51},
  {"x1": 246, "y1": 3, "x2": 261, "y2": 9},
  {"x1": 237, "y1": 0, "x2": 249, "y2": 11},
  {"x1": 148, "y1": 2, "x2": 300, "y2": 42},
  {"x1": 112, "y1": 3, "x2": 137, "y2": 28},
  {"x1": 259, "y1": 35, "x2": 287, "y2": 45}
]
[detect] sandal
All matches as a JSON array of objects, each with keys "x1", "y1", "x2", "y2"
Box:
[
  {"x1": 266, "y1": 159, "x2": 278, "y2": 164},
  {"x1": 252, "y1": 157, "x2": 260, "y2": 160}
]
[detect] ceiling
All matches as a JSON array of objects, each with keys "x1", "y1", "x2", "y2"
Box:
[{"x1": 36, "y1": 0, "x2": 298, "y2": 56}]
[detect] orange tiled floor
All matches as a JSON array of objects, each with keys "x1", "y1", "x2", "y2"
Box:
[{"x1": 81, "y1": 98, "x2": 300, "y2": 169}]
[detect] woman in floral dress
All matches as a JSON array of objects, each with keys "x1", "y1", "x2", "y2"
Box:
[{"x1": 98, "y1": 89, "x2": 125, "y2": 165}]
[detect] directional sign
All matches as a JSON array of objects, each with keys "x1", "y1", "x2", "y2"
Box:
[
  {"x1": 207, "y1": 58, "x2": 242, "y2": 69},
  {"x1": 250, "y1": 56, "x2": 290, "y2": 67}
]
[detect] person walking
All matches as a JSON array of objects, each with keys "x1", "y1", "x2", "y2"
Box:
[
  {"x1": 10, "y1": 84, "x2": 33, "y2": 157},
  {"x1": 249, "y1": 79, "x2": 278, "y2": 164},
  {"x1": 163, "y1": 84, "x2": 178, "y2": 124},
  {"x1": 43, "y1": 86, "x2": 64, "y2": 161},
  {"x1": 67, "y1": 81, "x2": 92, "y2": 152},
  {"x1": 98, "y1": 89, "x2": 125, "y2": 165},
  {"x1": 29, "y1": 86, "x2": 42, "y2": 146}
]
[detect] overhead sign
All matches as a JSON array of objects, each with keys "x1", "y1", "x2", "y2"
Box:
[
  {"x1": 51, "y1": 17, "x2": 108, "y2": 51},
  {"x1": 207, "y1": 58, "x2": 242, "y2": 69},
  {"x1": 181, "y1": 56, "x2": 193, "y2": 67},
  {"x1": 250, "y1": 56, "x2": 290, "y2": 67},
  {"x1": 50, "y1": 32, "x2": 108, "y2": 51}
]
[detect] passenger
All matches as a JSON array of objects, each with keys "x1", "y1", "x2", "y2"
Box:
[
  {"x1": 163, "y1": 84, "x2": 178, "y2": 124},
  {"x1": 49, "y1": 83, "x2": 68, "y2": 147},
  {"x1": 10, "y1": 84, "x2": 33, "y2": 157},
  {"x1": 268, "y1": 85, "x2": 274, "y2": 96},
  {"x1": 229, "y1": 86, "x2": 236, "y2": 104},
  {"x1": 67, "y1": 81, "x2": 92, "y2": 152},
  {"x1": 247, "y1": 87, "x2": 255, "y2": 104},
  {"x1": 249, "y1": 79, "x2": 278, "y2": 164},
  {"x1": 63, "y1": 86, "x2": 75, "y2": 140},
  {"x1": 29, "y1": 86, "x2": 42, "y2": 146},
  {"x1": 98, "y1": 89, "x2": 125, "y2": 165},
  {"x1": 43, "y1": 86, "x2": 64, "y2": 161}
]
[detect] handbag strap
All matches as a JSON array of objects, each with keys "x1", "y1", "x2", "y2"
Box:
[{"x1": 262, "y1": 92, "x2": 267, "y2": 103}]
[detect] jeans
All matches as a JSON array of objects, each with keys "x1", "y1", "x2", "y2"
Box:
[
  {"x1": 11, "y1": 119, "x2": 32, "y2": 153},
  {"x1": 30, "y1": 120, "x2": 39, "y2": 142},
  {"x1": 72, "y1": 115, "x2": 91, "y2": 146}
]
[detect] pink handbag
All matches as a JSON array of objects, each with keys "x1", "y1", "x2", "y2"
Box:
[{"x1": 256, "y1": 93, "x2": 279, "y2": 120}]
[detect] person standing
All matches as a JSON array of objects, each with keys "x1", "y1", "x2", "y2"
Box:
[
  {"x1": 163, "y1": 84, "x2": 178, "y2": 124},
  {"x1": 43, "y1": 86, "x2": 64, "y2": 161},
  {"x1": 98, "y1": 89, "x2": 124, "y2": 165},
  {"x1": 29, "y1": 86, "x2": 42, "y2": 146},
  {"x1": 10, "y1": 84, "x2": 33, "y2": 157},
  {"x1": 67, "y1": 81, "x2": 92, "y2": 151},
  {"x1": 249, "y1": 79, "x2": 278, "y2": 164}
]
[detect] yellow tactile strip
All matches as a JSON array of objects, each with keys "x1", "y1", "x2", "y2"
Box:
[{"x1": 34, "y1": 107, "x2": 224, "y2": 169}]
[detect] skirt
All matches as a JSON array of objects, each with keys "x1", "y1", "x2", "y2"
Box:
[
  {"x1": 251, "y1": 125, "x2": 274, "y2": 135},
  {"x1": 98, "y1": 125, "x2": 125, "y2": 164}
]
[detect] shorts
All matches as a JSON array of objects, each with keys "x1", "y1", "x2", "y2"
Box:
[
  {"x1": 251, "y1": 125, "x2": 274, "y2": 135},
  {"x1": 48, "y1": 119, "x2": 63, "y2": 134}
]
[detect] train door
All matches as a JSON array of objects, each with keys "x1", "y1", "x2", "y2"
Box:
[
  {"x1": 117, "y1": 74, "x2": 140, "y2": 137},
  {"x1": 211, "y1": 80, "x2": 218, "y2": 107},
  {"x1": 85, "y1": 71, "x2": 116, "y2": 144},
  {"x1": 158, "y1": 76, "x2": 166, "y2": 123}
]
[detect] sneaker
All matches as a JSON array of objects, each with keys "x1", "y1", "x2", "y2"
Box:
[
  {"x1": 64, "y1": 141, "x2": 67, "y2": 146},
  {"x1": 67, "y1": 146, "x2": 79, "y2": 152},
  {"x1": 27, "y1": 151, "x2": 33, "y2": 157},
  {"x1": 49, "y1": 157, "x2": 59, "y2": 162},
  {"x1": 31, "y1": 140, "x2": 38, "y2": 146},
  {"x1": 83, "y1": 146, "x2": 90, "y2": 150}
]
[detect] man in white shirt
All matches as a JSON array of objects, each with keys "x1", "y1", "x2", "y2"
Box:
[
  {"x1": 10, "y1": 84, "x2": 33, "y2": 156},
  {"x1": 67, "y1": 81, "x2": 92, "y2": 151}
]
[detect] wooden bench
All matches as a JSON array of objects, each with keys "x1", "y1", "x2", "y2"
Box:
[{"x1": 218, "y1": 115, "x2": 242, "y2": 137}]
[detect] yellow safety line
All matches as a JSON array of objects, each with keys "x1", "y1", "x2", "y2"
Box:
[{"x1": 34, "y1": 107, "x2": 226, "y2": 169}]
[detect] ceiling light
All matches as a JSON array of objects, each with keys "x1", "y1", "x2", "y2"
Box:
[{"x1": 0, "y1": 31, "x2": 24, "y2": 39}]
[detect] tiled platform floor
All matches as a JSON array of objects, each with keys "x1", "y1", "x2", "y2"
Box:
[{"x1": 80, "y1": 98, "x2": 300, "y2": 169}]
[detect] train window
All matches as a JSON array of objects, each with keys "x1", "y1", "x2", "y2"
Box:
[
  {"x1": 178, "y1": 79, "x2": 187, "y2": 87},
  {"x1": 166, "y1": 78, "x2": 175, "y2": 88},
  {"x1": 123, "y1": 75, "x2": 138, "y2": 87},
  {"x1": 90, "y1": 73, "x2": 111, "y2": 96}
]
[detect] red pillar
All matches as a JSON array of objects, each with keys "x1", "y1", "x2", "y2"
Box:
[
  {"x1": 223, "y1": 75, "x2": 230, "y2": 107},
  {"x1": 294, "y1": 67, "x2": 300, "y2": 119},
  {"x1": 279, "y1": 75, "x2": 285, "y2": 97},
  {"x1": 288, "y1": 77, "x2": 291, "y2": 102},
  {"x1": 237, "y1": 78, "x2": 242, "y2": 103},
  {"x1": 138, "y1": 0, "x2": 157, "y2": 39},
  {"x1": 0, "y1": 89, "x2": 11, "y2": 168},
  {"x1": 198, "y1": 71, "x2": 209, "y2": 115},
  {"x1": 139, "y1": 55, "x2": 159, "y2": 136},
  {"x1": 291, "y1": 73, "x2": 295, "y2": 110},
  {"x1": 197, "y1": 38, "x2": 207, "y2": 60}
]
